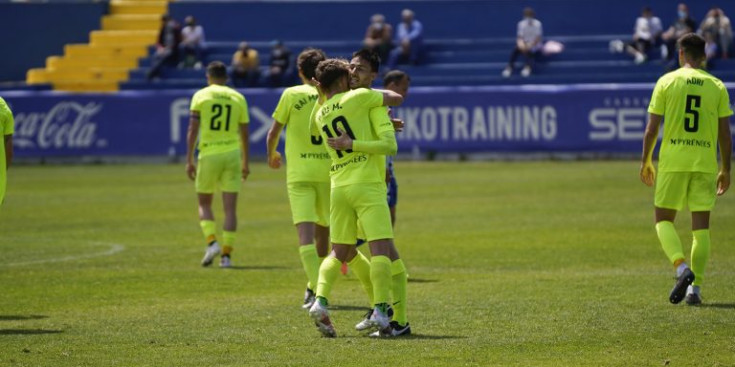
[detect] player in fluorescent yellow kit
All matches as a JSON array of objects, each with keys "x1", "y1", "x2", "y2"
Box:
[
  {"x1": 306, "y1": 59, "x2": 405, "y2": 338},
  {"x1": 266, "y1": 48, "x2": 334, "y2": 309},
  {"x1": 346, "y1": 49, "x2": 411, "y2": 337},
  {"x1": 0, "y1": 97, "x2": 14, "y2": 209},
  {"x1": 640, "y1": 33, "x2": 732, "y2": 305},
  {"x1": 186, "y1": 61, "x2": 250, "y2": 268}
]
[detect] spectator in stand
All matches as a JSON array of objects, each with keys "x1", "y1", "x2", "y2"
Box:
[
  {"x1": 363, "y1": 14, "x2": 393, "y2": 63},
  {"x1": 147, "y1": 14, "x2": 181, "y2": 81},
  {"x1": 179, "y1": 15, "x2": 207, "y2": 69},
  {"x1": 661, "y1": 3, "x2": 697, "y2": 61},
  {"x1": 267, "y1": 40, "x2": 292, "y2": 87},
  {"x1": 699, "y1": 7, "x2": 733, "y2": 59},
  {"x1": 625, "y1": 7, "x2": 664, "y2": 64},
  {"x1": 386, "y1": 9, "x2": 423, "y2": 70},
  {"x1": 231, "y1": 41, "x2": 261, "y2": 88},
  {"x1": 502, "y1": 7, "x2": 543, "y2": 78}
]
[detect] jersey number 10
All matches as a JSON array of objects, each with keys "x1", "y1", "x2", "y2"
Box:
[
  {"x1": 684, "y1": 95, "x2": 701, "y2": 133},
  {"x1": 210, "y1": 104, "x2": 232, "y2": 131},
  {"x1": 321, "y1": 116, "x2": 357, "y2": 158}
]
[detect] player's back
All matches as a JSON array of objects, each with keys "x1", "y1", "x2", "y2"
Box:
[
  {"x1": 315, "y1": 88, "x2": 391, "y2": 187},
  {"x1": 191, "y1": 84, "x2": 248, "y2": 157},
  {"x1": 275, "y1": 84, "x2": 330, "y2": 183},
  {"x1": 650, "y1": 67, "x2": 730, "y2": 173}
]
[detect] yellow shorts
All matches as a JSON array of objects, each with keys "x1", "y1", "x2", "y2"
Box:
[
  {"x1": 330, "y1": 182, "x2": 393, "y2": 244},
  {"x1": 655, "y1": 171, "x2": 717, "y2": 211},
  {"x1": 287, "y1": 181, "x2": 330, "y2": 227},
  {"x1": 196, "y1": 149, "x2": 242, "y2": 194}
]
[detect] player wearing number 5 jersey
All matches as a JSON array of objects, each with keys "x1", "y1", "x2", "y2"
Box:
[
  {"x1": 641, "y1": 33, "x2": 732, "y2": 306},
  {"x1": 186, "y1": 61, "x2": 250, "y2": 268},
  {"x1": 306, "y1": 59, "x2": 405, "y2": 338}
]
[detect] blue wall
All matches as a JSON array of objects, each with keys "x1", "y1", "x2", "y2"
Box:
[
  {"x1": 170, "y1": 0, "x2": 728, "y2": 41},
  {"x1": 0, "y1": 2, "x2": 106, "y2": 82}
]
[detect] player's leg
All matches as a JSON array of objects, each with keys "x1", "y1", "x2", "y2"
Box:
[
  {"x1": 289, "y1": 182, "x2": 324, "y2": 307},
  {"x1": 196, "y1": 154, "x2": 221, "y2": 266},
  {"x1": 654, "y1": 172, "x2": 693, "y2": 303},
  {"x1": 685, "y1": 172, "x2": 718, "y2": 305},
  {"x1": 218, "y1": 150, "x2": 243, "y2": 268}
]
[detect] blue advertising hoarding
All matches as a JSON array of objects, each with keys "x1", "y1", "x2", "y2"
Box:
[{"x1": 3, "y1": 84, "x2": 734, "y2": 159}]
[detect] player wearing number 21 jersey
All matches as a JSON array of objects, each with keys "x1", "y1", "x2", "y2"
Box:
[
  {"x1": 186, "y1": 61, "x2": 250, "y2": 268},
  {"x1": 640, "y1": 33, "x2": 732, "y2": 306}
]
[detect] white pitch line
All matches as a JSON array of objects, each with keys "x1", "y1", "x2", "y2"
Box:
[{"x1": 2, "y1": 243, "x2": 125, "y2": 267}]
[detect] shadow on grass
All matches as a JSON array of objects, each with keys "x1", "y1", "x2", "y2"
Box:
[
  {"x1": 223, "y1": 265, "x2": 290, "y2": 271},
  {"x1": 698, "y1": 303, "x2": 735, "y2": 309},
  {"x1": 407, "y1": 278, "x2": 439, "y2": 283},
  {"x1": 0, "y1": 329, "x2": 63, "y2": 335},
  {"x1": 0, "y1": 315, "x2": 48, "y2": 321}
]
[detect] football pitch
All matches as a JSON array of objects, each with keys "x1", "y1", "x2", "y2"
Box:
[{"x1": 1, "y1": 161, "x2": 734, "y2": 366}]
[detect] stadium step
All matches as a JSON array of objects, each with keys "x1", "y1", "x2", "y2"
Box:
[
  {"x1": 26, "y1": 0, "x2": 169, "y2": 92},
  {"x1": 102, "y1": 14, "x2": 161, "y2": 31}
]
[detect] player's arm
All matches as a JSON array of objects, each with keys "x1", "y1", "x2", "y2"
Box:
[
  {"x1": 716, "y1": 116, "x2": 732, "y2": 195},
  {"x1": 4, "y1": 134, "x2": 12, "y2": 168},
  {"x1": 372, "y1": 89, "x2": 403, "y2": 107},
  {"x1": 640, "y1": 112, "x2": 662, "y2": 187},
  {"x1": 329, "y1": 129, "x2": 397, "y2": 156},
  {"x1": 240, "y1": 123, "x2": 250, "y2": 181},
  {"x1": 185, "y1": 110, "x2": 200, "y2": 181},
  {"x1": 266, "y1": 121, "x2": 284, "y2": 169}
]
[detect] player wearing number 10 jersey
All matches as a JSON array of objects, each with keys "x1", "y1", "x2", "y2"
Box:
[
  {"x1": 186, "y1": 61, "x2": 250, "y2": 268},
  {"x1": 306, "y1": 59, "x2": 405, "y2": 337},
  {"x1": 640, "y1": 33, "x2": 732, "y2": 306}
]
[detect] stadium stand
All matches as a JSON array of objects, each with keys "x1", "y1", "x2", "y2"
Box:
[{"x1": 1, "y1": 0, "x2": 733, "y2": 91}]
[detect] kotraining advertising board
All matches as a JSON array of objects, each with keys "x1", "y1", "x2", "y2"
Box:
[{"x1": 4, "y1": 84, "x2": 734, "y2": 158}]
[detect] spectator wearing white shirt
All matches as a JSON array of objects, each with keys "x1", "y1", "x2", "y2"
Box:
[
  {"x1": 626, "y1": 7, "x2": 663, "y2": 64},
  {"x1": 386, "y1": 9, "x2": 424, "y2": 70},
  {"x1": 502, "y1": 7, "x2": 543, "y2": 78},
  {"x1": 179, "y1": 15, "x2": 207, "y2": 69}
]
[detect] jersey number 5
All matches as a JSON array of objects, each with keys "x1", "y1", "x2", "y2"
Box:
[
  {"x1": 211, "y1": 104, "x2": 232, "y2": 131},
  {"x1": 321, "y1": 116, "x2": 356, "y2": 158},
  {"x1": 684, "y1": 95, "x2": 701, "y2": 133}
]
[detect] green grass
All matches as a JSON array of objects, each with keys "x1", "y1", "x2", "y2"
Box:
[{"x1": 1, "y1": 161, "x2": 734, "y2": 366}]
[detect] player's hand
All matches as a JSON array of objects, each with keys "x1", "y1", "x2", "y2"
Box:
[
  {"x1": 328, "y1": 128, "x2": 353, "y2": 150},
  {"x1": 717, "y1": 171, "x2": 730, "y2": 196},
  {"x1": 186, "y1": 162, "x2": 196, "y2": 181},
  {"x1": 391, "y1": 118, "x2": 404, "y2": 132},
  {"x1": 640, "y1": 161, "x2": 656, "y2": 187},
  {"x1": 242, "y1": 166, "x2": 250, "y2": 181},
  {"x1": 268, "y1": 151, "x2": 282, "y2": 169}
]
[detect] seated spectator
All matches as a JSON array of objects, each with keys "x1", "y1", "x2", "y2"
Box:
[
  {"x1": 363, "y1": 14, "x2": 393, "y2": 63},
  {"x1": 179, "y1": 15, "x2": 206, "y2": 69},
  {"x1": 625, "y1": 7, "x2": 663, "y2": 64},
  {"x1": 147, "y1": 15, "x2": 181, "y2": 81},
  {"x1": 266, "y1": 40, "x2": 291, "y2": 87},
  {"x1": 699, "y1": 7, "x2": 733, "y2": 59},
  {"x1": 230, "y1": 41, "x2": 261, "y2": 88},
  {"x1": 661, "y1": 3, "x2": 697, "y2": 61},
  {"x1": 386, "y1": 9, "x2": 423, "y2": 70},
  {"x1": 502, "y1": 7, "x2": 543, "y2": 78}
]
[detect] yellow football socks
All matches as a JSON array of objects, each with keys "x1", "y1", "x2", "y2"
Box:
[
  {"x1": 391, "y1": 259, "x2": 408, "y2": 326},
  {"x1": 348, "y1": 251, "x2": 374, "y2": 305},
  {"x1": 691, "y1": 229, "x2": 710, "y2": 287},
  {"x1": 316, "y1": 256, "x2": 342, "y2": 301},
  {"x1": 200, "y1": 220, "x2": 217, "y2": 244},
  {"x1": 655, "y1": 221, "x2": 685, "y2": 265},
  {"x1": 222, "y1": 231, "x2": 235, "y2": 256},
  {"x1": 370, "y1": 255, "x2": 392, "y2": 306},
  {"x1": 299, "y1": 244, "x2": 319, "y2": 291}
]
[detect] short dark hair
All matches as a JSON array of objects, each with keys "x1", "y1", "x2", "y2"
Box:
[
  {"x1": 383, "y1": 70, "x2": 410, "y2": 87},
  {"x1": 677, "y1": 33, "x2": 706, "y2": 62},
  {"x1": 298, "y1": 48, "x2": 327, "y2": 81},
  {"x1": 352, "y1": 48, "x2": 381, "y2": 73},
  {"x1": 315, "y1": 59, "x2": 349, "y2": 90},
  {"x1": 206, "y1": 61, "x2": 228, "y2": 80}
]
